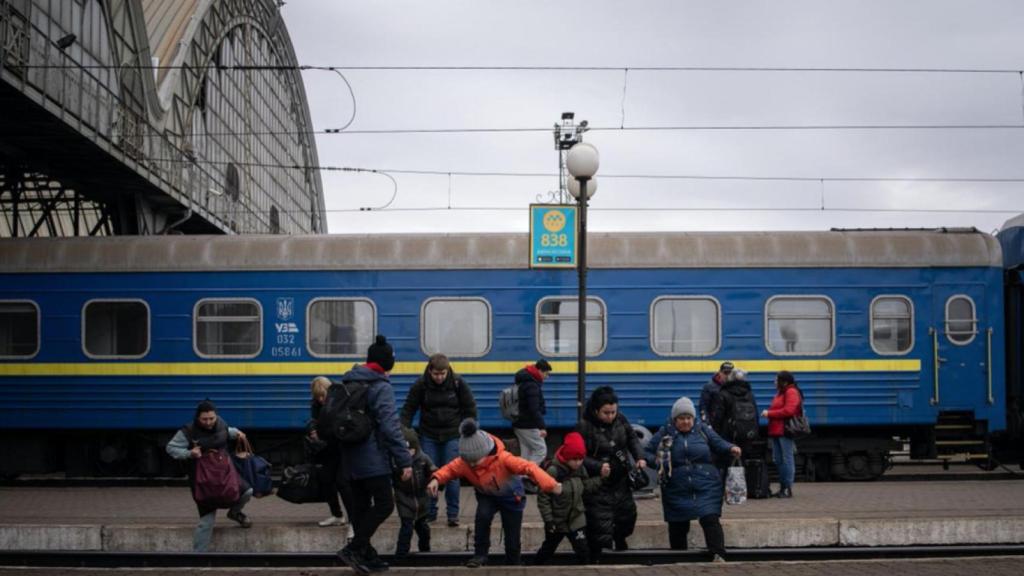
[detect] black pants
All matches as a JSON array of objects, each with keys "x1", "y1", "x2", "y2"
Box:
[
  {"x1": 338, "y1": 473, "x2": 395, "y2": 553},
  {"x1": 396, "y1": 516, "x2": 430, "y2": 554},
  {"x1": 667, "y1": 515, "x2": 726, "y2": 557},
  {"x1": 534, "y1": 528, "x2": 590, "y2": 565},
  {"x1": 316, "y1": 446, "x2": 344, "y2": 518},
  {"x1": 474, "y1": 492, "x2": 523, "y2": 564}
]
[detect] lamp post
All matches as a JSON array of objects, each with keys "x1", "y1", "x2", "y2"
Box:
[{"x1": 566, "y1": 142, "x2": 599, "y2": 420}]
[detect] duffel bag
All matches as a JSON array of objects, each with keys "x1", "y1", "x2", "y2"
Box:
[
  {"x1": 232, "y1": 437, "x2": 274, "y2": 497},
  {"x1": 277, "y1": 463, "x2": 327, "y2": 504}
]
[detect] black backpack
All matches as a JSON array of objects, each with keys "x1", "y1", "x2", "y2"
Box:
[
  {"x1": 722, "y1": 386, "x2": 759, "y2": 443},
  {"x1": 317, "y1": 380, "x2": 373, "y2": 444}
]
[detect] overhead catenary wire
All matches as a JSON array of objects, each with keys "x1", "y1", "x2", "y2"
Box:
[
  {"x1": 151, "y1": 157, "x2": 1024, "y2": 183},
  {"x1": 15, "y1": 63, "x2": 1024, "y2": 74}
]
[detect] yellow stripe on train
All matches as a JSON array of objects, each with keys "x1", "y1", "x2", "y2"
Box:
[{"x1": 0, "y1": 359, "x2": 921, "y2": 377}]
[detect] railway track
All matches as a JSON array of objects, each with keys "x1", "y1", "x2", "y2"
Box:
[{"x1": 3, "y1": 545, "x2": 1024, "y2": 568}]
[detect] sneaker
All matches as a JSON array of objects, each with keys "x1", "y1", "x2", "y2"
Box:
[
  {"x1": 319, "y1": 515, "x2": 346, "y2": 527},
  {"x1": 447, "y1": 518, "x2": 460, "y2": 528},
  {"x1": 777, "y1": 487, "x2": 793, "y2": 498},
  {"x1": 465, "y1": 555, "x2": 488, "y2": 568},
  {"x1": 337, "y1": 546, "x2": 371, "y2": 575},
  {"x1": 712, "y1": 554, "x2": 726, "y2": 563},
  {"x1": 226, "y1": 510, "x2": 252, "y2": 528},
  {"x1": 364, "y1": 546, "x2": 389, "y2": 573}
]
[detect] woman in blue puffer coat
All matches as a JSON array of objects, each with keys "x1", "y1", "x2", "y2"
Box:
[{"x1": 644, "y1": 396, "x2": 741, "y2": 562}]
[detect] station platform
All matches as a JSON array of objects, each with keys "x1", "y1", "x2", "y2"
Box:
[{"x1": 2, "y1": 472, "x2": 1023, "y2": 554}]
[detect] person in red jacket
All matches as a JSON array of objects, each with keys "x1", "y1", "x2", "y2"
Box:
[
  {"x1": 761, "y1": 371, "x2": 803, "y2": 498},
  {"x1": 427, "y1": 419, "x2": 561, "y2": 568}
]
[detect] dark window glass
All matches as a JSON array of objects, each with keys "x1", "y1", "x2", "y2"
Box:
[
  {"x1": 84, "y1": 301, "x2": 148, "y2": 357},
  {"x1": 0, "y1": 302, "x2": 39, "y2": 357}
]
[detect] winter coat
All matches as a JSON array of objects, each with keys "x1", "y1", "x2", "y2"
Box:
[
  {"x1": 576, "y1": 413, "x2": 643, "y2": 544},
  {"x1": 393, "y1": 450, "x2": 437, "y2": 521},
  {"x1": 337, "y1": 364, "x2": 413, "y2": 480},
  {"x1": 537, "y1": 461, "x2": 602, "y2": 532},
  {"x1": 400, "y1": 369, "x2": 477, "y2": 442},
  {"x1": 765, "y1": 385, "x2": 802, "y2": 437},
  {"x1": 512, "y1": 366, "x2": 546, "y2": 429},
  {"x1": 165, "y1": 418, "x2": 242, "y2": 516},
  {"x1": 645, "y1": 421, "x2": 735, "y2": 522},
  {"x1": 432, "y1": 435, "x2": 558, "y2": 511},
  {"x1": 699, "y1": 372, "x2": 725, "y2": 424}
]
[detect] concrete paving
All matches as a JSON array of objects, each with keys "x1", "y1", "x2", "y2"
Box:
[{"x1": 1, "y1": 480, "x2": 1023, "y2": 553}]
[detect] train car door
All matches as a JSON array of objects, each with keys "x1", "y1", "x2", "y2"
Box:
[{"x1": 931, "y1": 286, "x2": 988, "y2": 409}]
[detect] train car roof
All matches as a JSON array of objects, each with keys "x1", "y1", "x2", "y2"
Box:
[{"x1": 0, "y1": 229, "x2": 1003, "y2": 272}]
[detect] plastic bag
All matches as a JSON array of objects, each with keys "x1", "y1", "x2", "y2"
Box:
[{"x1": 725, "y1": 459, "x2": 747, "y2": 505}]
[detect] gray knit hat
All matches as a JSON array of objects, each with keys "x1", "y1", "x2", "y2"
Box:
[
  {"x1": 458, "y1": 419, "x2": 494, "y2": 463},
  {"x1": 671, "y1": 396, "x2": 696, "y2": 420}
]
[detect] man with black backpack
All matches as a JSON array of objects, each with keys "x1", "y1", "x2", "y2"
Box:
[
  {"x1": 712, "y1": 368, "x2": 768, "y2": 498},
  {"x1": 511, "y1": 359, "x2": 552, "y2": 493},
  {"x1": 329, "y1": 335, "x2": 412, "y2": 575}
]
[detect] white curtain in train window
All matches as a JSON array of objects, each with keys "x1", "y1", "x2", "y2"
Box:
[
  {"x1": 0, "y1": 302, "x2": 39, "y2": 357},
  {"x1": 538, "y1": 297, "x2": 605, "y2": 356},
  {"x1": 871, "y1": 297, "x2": 913, "y2": 354},
  {"x1": 422, "y1": 299, "x2": 490, "y2": 357},
  {"x1": 195, "y1": 300, "x2": 260, "y2": 356},
  {"x1": 84, "y1": 301, "x2": 148, "y2": 357},
  {"x1": 308, "y1": 299, "x2": 374, "y2": 356},
  {"x1": 766, "y1": 297, "x2": 833, "y2": 354},
  {"x1": 652, "y1": 298, "x2": 719, "y2": 355}
]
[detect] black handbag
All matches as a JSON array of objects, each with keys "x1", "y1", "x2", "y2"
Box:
[{"x1": 784, "y1": 413, "x2": 811, "y2": 439}]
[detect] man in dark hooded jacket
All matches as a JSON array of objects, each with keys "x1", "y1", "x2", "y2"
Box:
[
  {"x1": 400, "y1": 353, "x2": 476, "y2": 525},
  {"x1": 512, "y1": 359, "x2": 551, "y2": 466},
  {"x1": 335, "y1": 335, "x2": 413, "y2": 574},
  {"x1": 711, "y1": 368, "x2": 761, "y2": 459}
]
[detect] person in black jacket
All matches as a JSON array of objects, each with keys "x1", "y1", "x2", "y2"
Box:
[
  {"x1": 512, "y1": 360, "x2": 552, "y2": 475},
  {"x1": 576, "y1": 386, "x2": 646, "y2": 556},
  {"x1": 393, "y1": 428, "x2": 437, "y2": 557},
  {"x1": 400, "y1": 354, "x2": 477, "y2": 526},
  {"x1": 308, "y1": 376, "x2": 351, "y2": 530},
  {"x1": 710, "y1": 368, "x2": 762, "y2": 459}
]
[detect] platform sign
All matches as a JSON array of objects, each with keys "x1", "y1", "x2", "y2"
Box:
[{"x1": 529, "y1": 204, "x2": 577, "y2": 268}]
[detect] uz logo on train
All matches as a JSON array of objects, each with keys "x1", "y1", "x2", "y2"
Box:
[{"x1": 273, "y1": 297, "x2": 301, "y2": 357}]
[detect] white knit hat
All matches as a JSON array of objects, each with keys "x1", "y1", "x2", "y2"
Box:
[{"x1": 671, "y1": 396, "x2": 696, "y2": 420}]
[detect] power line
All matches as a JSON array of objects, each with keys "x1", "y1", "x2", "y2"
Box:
[
  {"x1": 15, "y1": 64, "x2": 1024, "y2": 74},
  {"x1": 185, "y1": 206, "x2": 1024, "y2": 215},
  {"x1": 152, "y1": 157, "x2": 1024, "y2": 183},
  {"x1": 14, "y1": 123, "x2": 1024, "y2": 140}
]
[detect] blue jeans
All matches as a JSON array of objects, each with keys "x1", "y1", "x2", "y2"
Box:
[
  {"x1": 771, "y1": 436, "x2": 796, "y2": 489},
  {"x1": 474, "y1": 492, "x2": 523, "y2": 562},
  {"x1": 193, "y1": 487, "x2": 252, "y2": 552},
  {"x1": 420, "y1": 435, "x2": 460, "y2": 520}
]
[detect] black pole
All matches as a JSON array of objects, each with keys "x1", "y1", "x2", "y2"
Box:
[{"x1": 577, "y1": 177, "x2": 588, "y2": 421}]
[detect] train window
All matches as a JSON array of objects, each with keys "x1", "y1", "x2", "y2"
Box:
[
  {"x1": 945, "y1": 295, "x2": 977, "y2": 345},
  {"x1": 765, "y1": 296, "x2": 834, "y2": 355},
  {"x1": 871, "y1": 296, "x2": 913, "y2": 355},
  {"x1": 308, "y1": 298, "x2": 376, "y2": 357},
  {"x1": 0, "y1": 301, "x2": 40, "y2": 358},
  {"x1": 421, "y1": 298, "x2": 491, "y2": 358},
  {"x1": 194, "y1": 299, "x2": 262, "y2": 358},
  {"x1": 537, "y1": 296, "x2": 606, "y2": 356},
  {"x1": 83, "y1": 300, "x2": 149, "y2": 359},
  {"x1": 650, "y1": 296, "x2": 721, "y2": 356}
]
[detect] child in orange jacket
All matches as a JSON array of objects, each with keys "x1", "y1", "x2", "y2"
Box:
[{"x1": 427, "y1": 419, "x2": 561, "y2": 567}]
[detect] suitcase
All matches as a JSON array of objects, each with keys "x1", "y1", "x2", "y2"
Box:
[{"x1": 744, "y1": 459, "x2": 771, "y2": 499}]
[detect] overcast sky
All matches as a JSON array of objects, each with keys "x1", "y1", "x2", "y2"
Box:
[{"x1": 282, "y1": 1, "x2": 1024, "y2": 235}]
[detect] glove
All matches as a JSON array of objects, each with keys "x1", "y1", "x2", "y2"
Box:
[{"x1": 544, "y1": 522, "x2": 558, "y2": 535}]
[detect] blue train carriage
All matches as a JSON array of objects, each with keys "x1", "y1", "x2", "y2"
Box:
[
  {"x1": 997, "y1": 215, "x2": 1024, "y2": 463},
  {"x1": 0, "y1": 230, "x2": 1009, "y2": 479}
]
